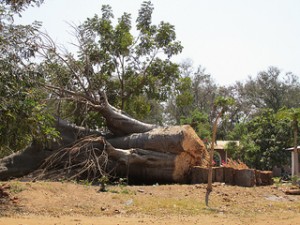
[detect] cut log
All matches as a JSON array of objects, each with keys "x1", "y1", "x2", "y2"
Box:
[
  {"x1": 105, "y1": 144, "x2": 178, "y2": 183},
  {"x1": 33, "y1": 125, "x2": 208, "y2": 183},
  {"x1": 255, "y1": 170, "x2": 273, "y2": 186},
  {"x1": 224, "y1": 167, "x2": 235, "y2": 185},
  {"x1": 0, "y1": 122, "x2": 208, "y2": 183},
  {"x1": 108, "y1": 125, "x2": 209, "y2": 182},
  {"x1": 215, "y1": 167, "x2": 224, "y2": 182},
  {"x1": 235, "y1": 169, "x2": 256, "y2": 187},
  {"x1": 190, "y1": 167, "x2": 212, "y2": 184}
]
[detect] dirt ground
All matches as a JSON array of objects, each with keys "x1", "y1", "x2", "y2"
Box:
[{"x1": 0, "y1": 181, "x2": 299, "y2": 225}]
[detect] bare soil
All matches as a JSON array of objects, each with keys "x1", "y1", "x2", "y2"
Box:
[{"x1": 0, "y1": 181, "x2": 299, "y2": 225}]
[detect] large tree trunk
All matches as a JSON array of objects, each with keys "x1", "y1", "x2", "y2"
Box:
[
  {"x1": 0, "y1": 94, "x2": 209, "y2": 183},
  {"x1": 0, "y1": 118, "x2": 96, "y2": 180}
]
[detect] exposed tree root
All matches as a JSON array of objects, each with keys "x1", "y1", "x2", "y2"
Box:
[{"x1": 33, "y1": 135, "x2": 110, "y2": 182}]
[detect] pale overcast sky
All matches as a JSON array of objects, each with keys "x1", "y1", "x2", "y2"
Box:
[{"x1": 15, "y1": 0, "x2": 300, "y2": 86}]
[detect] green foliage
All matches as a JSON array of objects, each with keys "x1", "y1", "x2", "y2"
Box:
[
  {"x1": 180, "y1": 109, "x2": 210, "y2": 140},
  {"x1": 175, "y1": 77, "x2": 193, "y2": 108},
  {"x1": 290, "y1": 175, "x2": 300, "y2": 186},
  {"x1": 213, "y1": 97, "x2": 235, "y2": 115},
  {"x1": 277, "y1": 107, "x2": 300, "y2": 123},
  {"x1": 272, "y1": 177, "x2": 282, "y2": 187},
  {"x1": 223, "y1": 141, "x2": 240, "y2": 160},
  {"x1": 236, "y1": 109, "x2": 291, "y2": 170},
  {"x1": 165, "y1": 62, "x2": 220, "y2": 127},
  {"x1": 78, "y1": 179, "x2": 93, "y2": 186},
  {"x1": 0, "y1": 70, "x2": 59, "y2": 155},
  {"x1": 0, "y1": 3, "x2": 58, "y2": 156},
  {"x1": 98, "y1": 175, "x2": 109, "y2": 192},
  {"x1": 124, "y1": 95, "x2": 151, "y2": 120}
]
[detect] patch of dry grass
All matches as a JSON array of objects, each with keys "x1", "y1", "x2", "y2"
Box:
[{"x1": 0, "y1": 181, "x2": 299, "y2": 224}]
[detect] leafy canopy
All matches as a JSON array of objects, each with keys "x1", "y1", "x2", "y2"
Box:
[{"x1": 42, "y1": 1, "x2": 183, "y2": 125}]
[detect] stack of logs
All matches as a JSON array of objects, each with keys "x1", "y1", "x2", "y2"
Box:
[{"x1": 191, "y1": 166, "x2": 273, "y2": 187}]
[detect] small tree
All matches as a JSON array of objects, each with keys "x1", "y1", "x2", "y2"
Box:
[{"x1": 205, "y1": 97, "x2": 234, "y2": 207}]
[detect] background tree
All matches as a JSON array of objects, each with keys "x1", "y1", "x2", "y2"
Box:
[
  {"x1": 234, "y1": 67, "x2": 300, "y2": 118},
  {"x1": 228, "y1": 109, "x2": 291, "y2": 170}
]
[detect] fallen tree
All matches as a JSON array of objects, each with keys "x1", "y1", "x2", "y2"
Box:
[
  {"x1": 0, "y1": 0, "x2": 210, "y2": 184},
  {"x1": 0, "y1": 92, "x2": 209, "y2": 184}
]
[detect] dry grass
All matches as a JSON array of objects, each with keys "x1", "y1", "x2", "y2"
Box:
[{"x1": 0, "y1": 181, "x2": 299, "y2": 225}]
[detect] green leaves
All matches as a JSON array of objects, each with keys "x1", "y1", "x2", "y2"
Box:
[
  {"x1": 114, "y1": 13, "x2": 133, "y2": 56},
  {"x1": 136, "y1": 1, "x2": 154, "y2": 34},
  {"x1": 237, "y1": 67, "x2": 300, "y2": 114},
  {"x1": 0, "y1": 76, "x2": 59, "y2": 153},
  {"x1": 101, "y1": 4, "x2": 114, "y2": 20},
  {"x1": 155, "y1": 22, "x2": 175, "y2": 47},
  {"x1": 236, "y1": 109, "x2": 291, "y2": 170},
  {"x1": 175, "y1": 77, "x2": 193, "y2": 108},
  {"x1": 277, "y1": 107, "x2": 300, "y2": 122},
  {"x1": 214, "y1": 96, "x2": 235, "y2": 110},
  {"x1": 0, "y1": 1, "x2": 58, "y2": 155},
  {"x1": 180, "y1": 109, "x2": 211, "y2": 140}
]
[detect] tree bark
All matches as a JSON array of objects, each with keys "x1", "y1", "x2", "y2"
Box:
[
  {"x1": 0, "y1": 143, "x2": 52, "y2": 180},
  {"x1": 96, "y1": 92, "x2": 157, "y2": 136}
]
